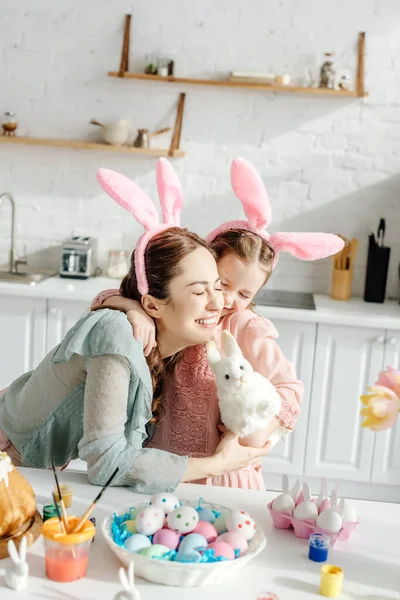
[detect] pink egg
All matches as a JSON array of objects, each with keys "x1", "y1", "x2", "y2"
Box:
[
  {"x1": 217, "y1": 532, "x2": 248, "y2": 556},
  {"x1": 192, "y1": 521, "x2": 218, "y2": 543},
  {"x1": 207, "y1": 541, "x2": 235, "y2": 560},
  {"x1": 152, "y1": 528, "x2": 180, "y2": 550}
]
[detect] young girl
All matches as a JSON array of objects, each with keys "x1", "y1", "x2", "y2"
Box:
[
  {"x1": 0, "y1": 160, "x2": 272, "y2": 494},
  {"x1": 91, "y1": 158, "x2": 344, "y2": 490}
]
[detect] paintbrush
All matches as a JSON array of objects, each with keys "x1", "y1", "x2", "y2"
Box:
[
  {"x1": 71, "y1": 467, "x2": 119, "y2": 533},
  {"x1": 51, "y1": 460, "x2": 70, "y2": 533},
  {"x1": 52, "y1": 492, "x2": 66, "y2": 534}
]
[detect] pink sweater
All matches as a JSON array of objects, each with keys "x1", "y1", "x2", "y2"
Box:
[{"x1": 91, "y1": 292, "x2": 303, "y2": 489}]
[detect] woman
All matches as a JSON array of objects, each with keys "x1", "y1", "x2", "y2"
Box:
[{"x1": 0, "y1": 160, "x2": 271, "y2": 493}]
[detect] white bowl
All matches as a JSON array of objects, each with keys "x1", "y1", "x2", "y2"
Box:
[{"x1": 101, "y1": 500, "x2": 266, "y2": 587}]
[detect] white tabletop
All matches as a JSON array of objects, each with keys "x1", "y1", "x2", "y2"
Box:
[{"x1": 0, "y1": 468, "x2": 399, "y2": 599}]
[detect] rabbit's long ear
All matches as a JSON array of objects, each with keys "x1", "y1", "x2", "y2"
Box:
[
  {"x1": 156, "y1": 158, "x2": 183, "y2": 226},
  {"x1": 230, "y1": 158, "x2": 272, "y2": 230},
  {"x1": 303, "y1": 482, "x2": 311, "y2": 502},
  {"x1": 128, "y1": 561, "x2": 135, "y2": 587},
  {"x1": 291, "y1": 479, "x2": 301, "y2": 501},
  {"x1": 282, "y1": 473, "x2": 289, "y2": 493},
  {"x1": 97, "y1": 168, "x2": 159, "y2": 231},
  {"x1": 221, "y1": 330, "x2": 242, "y2": 358},
  {"x1": 206, "y1": 341, "x2": 221, "y2": 372},
  {"x1": 330, "y1": 489, "x2": 338, "y2": 511},
  {"x1": 119, "y1": 566, "x2": 130, "y2": 591},
  {"x1": 18, "y1": 536, "x2": 27, "y2": 563},
  {"x1": 7, "y1": 540, "x2": 20, "y2": 565},
  {"x1": 268, "y1": 232, "x2": 344, "y2": 261}
]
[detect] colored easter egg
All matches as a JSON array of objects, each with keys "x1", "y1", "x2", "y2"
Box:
[
  {"x1": 213, "y1": 512, "x2": 228, "y2": 534},
  {"x1": 122, "y1": 520, "x2": 137, "y2": 534},
  {"x1": 135, "y1": 506, "x2": 165, "y2": 536},
  {"x1": 124, "y1": 534, "x2": 151, "y2": 553},
  {"x1": 130, "y1": 507, "x2": 139, "y2": 520},
  {"x1": 139, "y1": 544, "x2": 170, "y2": 559},
  {"x1": 178, "y1": 533, "x2": 207, "y2": 554},
  {"x1": 192, "y1": 521, "x2": 218, "y2": 543},
  {"x1": 175, "y1": 549, "x2": 202, "y2": 563},
  {"x1": 150, "y1": 493, "x2": 180, "y2": 515},
  {"x1": 197, "y1": 508, "x2": 216, "y2": 523},
  {"x1": 152, "y1": 528, "x2": 180, "y2": 550},
  {"x1": 167, "y1": 506, "x2": 199, "y2": 534},
  {"x1": 217, "y1": 532, "x2": 248, "y2": 556},
  {"x1": 207, "y1": 541, "x2": 235, "y2": 560},
  {"x1": 226, "y1": 509, "x2": 256, "y2": 541}
]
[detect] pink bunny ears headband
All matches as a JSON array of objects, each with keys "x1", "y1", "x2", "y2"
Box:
[
  {"x1": 96, "y1": 158, "x2": 183, "y2": 296},
  {"x1": 206, "y1": 157, "x2": 344, "y2": 266}
]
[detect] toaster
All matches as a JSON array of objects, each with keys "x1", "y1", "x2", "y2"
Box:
[{"x1": 60, "y1": 236, "x2": 97, "y2": 279}]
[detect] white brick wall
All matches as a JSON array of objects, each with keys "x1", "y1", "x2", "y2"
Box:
[{"x1": 1, "y1": 0, "x2": 399, "y2": 299}]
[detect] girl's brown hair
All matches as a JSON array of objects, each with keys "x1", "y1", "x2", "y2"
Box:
[
  {"x1": 210, "y1": 228, "x2": 275, "y2": 283},
  {"x1": 120, "y1": 227, "x2": 213, "y2": 425}
]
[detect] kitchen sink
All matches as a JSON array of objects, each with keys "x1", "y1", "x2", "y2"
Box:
[
  {"x1": 0, "y1": 269, "x2": 57, "y2": 284},
  {"x1": 254, "y1": 289, "x2": 316, "y2": 310}
]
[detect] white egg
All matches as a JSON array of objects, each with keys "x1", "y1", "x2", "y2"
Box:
[
  {"x1": 316, "y1": 509, "x2": 343, "y2": 534},
  {"x1": 226, "y1": 509, "x2": 256, "y2": 541},
  {"x1": 135, "y1": 506, "x2": 165, "y2": 536},
  {"x1": 150, "y1": 492, "x2": 180, "y2": 515},
  {"x1": 340, "y1": 500, "x2": 357, "y2": 524},
  {"x1": 167, "y1": 506, "x2": 199, "y2": 534},
  {"x1": 272, "y1": 493, "x2": 295, "y2": 514},
  {"x1": 293, "y1": 500, "x2": 318, "y2": 522}
]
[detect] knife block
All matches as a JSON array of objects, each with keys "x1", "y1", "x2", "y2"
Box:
[
  {"x1": 331, "y1": 268, "x2": 353, "y2": 301},
  {"x1": 364, "y1": 244, "x2": 391, "y2": 303}
]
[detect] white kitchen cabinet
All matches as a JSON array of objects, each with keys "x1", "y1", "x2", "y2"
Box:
[
  {"x1": 262, "y1": 320, "x2": 317, "y2": 477},
  {"x1": 0, "y1": 295, "x2": 47, "y2": 389},
  {"x1": 371, "y1": 330, "x2": 400, "y2": 486},
  {"x1": 305, "y1": 324, "x2": 385, "y2": 483},
  {"x1": 46, "y1": 299, "x2": 88, "y2": 352}
]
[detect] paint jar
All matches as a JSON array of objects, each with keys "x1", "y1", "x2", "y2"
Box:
[
  {"x1": 53, "y1": 483, "x2": 73, "y2": 508},
  {"x1": 308, "y1": 532, "x2": 330, "y2": 562},
  {"x1": 320, "y1": 565, "x2": 343, "y2": 597},
  {"x1": 42, "y1": 517, "x2": 96, "y2": 582},
  {"x1": 43, "y1": 503, "x2": 62, "y2": 522}
]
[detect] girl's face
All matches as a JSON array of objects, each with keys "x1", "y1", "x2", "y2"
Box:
[
  {"x1": 149, "y1": 246, "x2": 224, "y2": 352},
  {"x1": 217, "y1": 252, "x2": 267, "y2": 318}
]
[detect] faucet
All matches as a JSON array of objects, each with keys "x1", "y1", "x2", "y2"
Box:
[{"x1": 0, "y1": 192, "x2": 27, "y2": 273}]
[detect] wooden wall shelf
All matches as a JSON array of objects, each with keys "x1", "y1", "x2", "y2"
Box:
[
  {"x1": 108, "y1": 71, "x2": 367, "y2": 97},
  {"x1": 0, "y1": 135, "x2": 185, "y2": 157}
]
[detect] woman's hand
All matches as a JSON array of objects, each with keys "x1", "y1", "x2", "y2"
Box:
[
  {"x1": 126, "y1": 307, "x2": 157, "y2": 357},
  {"x1": 210, "y1": 431, "x2": 271, "y2": 476},
  {"x1": 218, "y1": 417, "x2": 283, "y2": 449}
]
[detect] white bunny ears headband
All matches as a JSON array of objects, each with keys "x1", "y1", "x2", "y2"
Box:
[
  {"x1": 206, "y1": 158, "x2": 345, "y2": 266},
  {"x1": 96, "y1": 158, "x2": 183, "y2": 295}
]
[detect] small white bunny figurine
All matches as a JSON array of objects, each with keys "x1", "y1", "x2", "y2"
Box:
[
  {"x1": 272, "y1": 474, "x2": 300, "y2": 513},
  {"x1": 293, "y1": 482, "x2": 318, "y2": 522},
  {"x1": 5, "y1": 536, "x2": 29, "y2": 591},
  {"x1": 113, "y1": 562, "x2": 140, "y2": 600},
  {"x1": 316, "y1": 490, "x2": 343, "y2": 533},
  {"x1": 207, "y1": 330, "x2": 285, "y2": 445}
]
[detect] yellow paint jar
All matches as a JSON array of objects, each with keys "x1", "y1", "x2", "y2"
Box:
[
  {"x1": 320, "y1": 565, "x2": 343, "y2": 597},
  {"x1": 53, "y1": 483, "x2": 73, "y2": 508}
]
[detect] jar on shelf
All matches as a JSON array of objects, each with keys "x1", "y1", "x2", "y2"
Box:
[
  {"x1": 107, "y1": 250, "x2": 130, "y2": 279},
  {"x1": 2, "y1": 111, "x2": 17, "y2": 136},
  {"x1": 157, "y1": 58, "x2": 170, "y2": 77}
]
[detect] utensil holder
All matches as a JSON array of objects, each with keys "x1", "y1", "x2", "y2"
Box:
[
  {"x1": 330, "y1": 268, "x2": 352, "y2": 301},
  {"x1": 364, "y1": 244, "x2": 391, "y2": 303}
]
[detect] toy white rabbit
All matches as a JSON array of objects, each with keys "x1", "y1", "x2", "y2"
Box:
[
  {"x1": 206, "y1": 330, "x2": 285, "y2": 445},
  {"x1": 5, "y1": 536, "x2": 29, "y2": 591},
  {"x1": 272, "y1": 474, "x2": 300, "y2": 513},
  {"x1": 113, "y1": 562, "x2": 140, "y2": 600},
  {"x1": 316, "y1": 490, "x2": 343, "y2": 533},
  {"x1": 293, "y1": 482, "x2": 318, "y2": 522}
]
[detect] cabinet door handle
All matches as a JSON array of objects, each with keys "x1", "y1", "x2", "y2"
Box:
[
  {"x1": 375, "y1": 335, "x2": 385, "y2": 343},
  {"x1": 388, "y1": 337, "x2": 397, "y2": 345}
]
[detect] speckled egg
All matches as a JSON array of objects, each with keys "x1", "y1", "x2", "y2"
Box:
[
  {"x1": 139, "y1": 544, "x2": 170, "y2": 559},
  {"x1": 226, "y1": 510, "x2": 256, "y2": 541},
  {"x1": 217, "y1": 532, "x2": 248, "y2": 556},
  {"x1": 213, "y1": 512, "x2": 228, "y2": 534},
  {"x1": 192, "y1": 521, "x2": 218, "y2": 543},
  {"x1": 167, "y1": 506, "x2": 199, "y2": 534},
  {"x1": 150, "y1": 493, "x2": 180, "y2": 515},
  {"x1": 197, "y1": 508, "x2": 216, "y2": 523},
  {"x1": 152, "y1": 528, "x2": 180, "y2": 550},
  {"x1": 135, "y1": 506, "x2": 165, "y2": 536},
  {"x1": 124, "y1": 534, "x2": 151, "y2": 553},
  {"x1": 122, "y1": 519, "x2": 137, "y2": 534},
  {"x1": 207, "y1": 540, "x2": 235, "y2": 560},
  {"x1": 178, "y1": 533, "x2": 208, "y2": 554}
]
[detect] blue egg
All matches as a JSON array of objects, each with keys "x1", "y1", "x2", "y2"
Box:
[
  {"x1": 178, "y1": 533, "x2": 207, "y2": 554},
  {"x1": 124, "y1": 533, "x2": 151, "y2": 553},
  {"x1": 175, "y1": 548, "x2": 202, "y2": 563},
  {"x1": 197, "y1": 508, "x2": 216, "y2": 524}
]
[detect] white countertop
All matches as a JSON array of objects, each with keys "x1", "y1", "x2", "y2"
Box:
[
  {"x1": 0, "y1": 468, "x2": 399, "y2": 599},
  {"x1": 1, "y1": 275, "x2": 400, "y2": 329}
]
